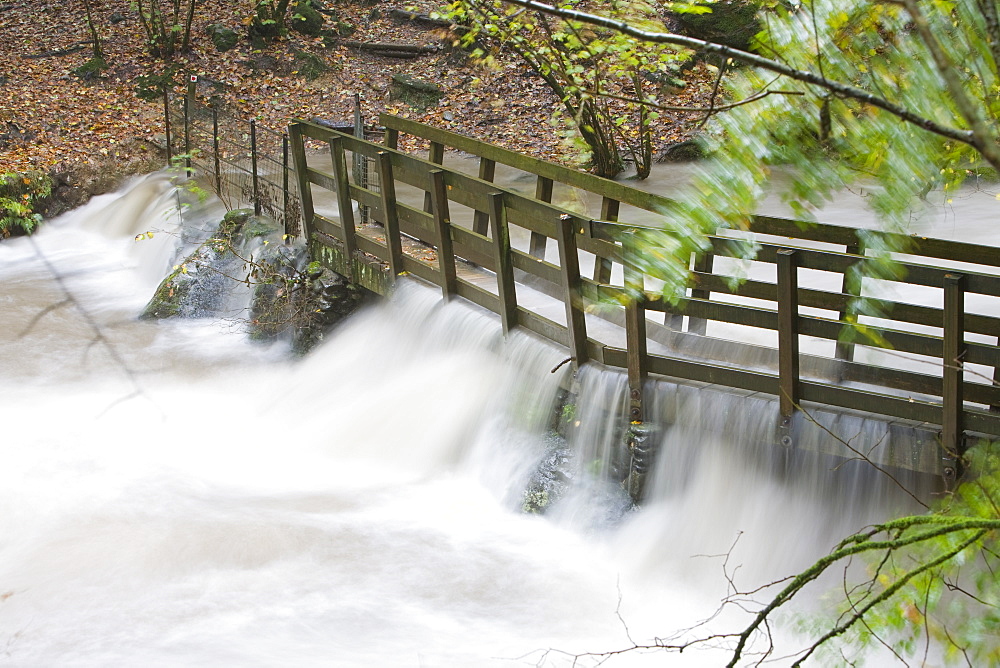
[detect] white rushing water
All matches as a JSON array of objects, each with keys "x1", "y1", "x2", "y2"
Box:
[{"x1": 0, "y1": 174, "x2": 941, "y2": 667}]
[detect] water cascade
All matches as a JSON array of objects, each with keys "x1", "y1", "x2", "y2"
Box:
[{"x1": 0, "y1": 175, "x2": 934, "y2": 666}]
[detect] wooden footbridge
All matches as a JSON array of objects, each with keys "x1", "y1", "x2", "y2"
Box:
[{"x1": 288, "y1": 115, "x2": 1000, "y2": 484}]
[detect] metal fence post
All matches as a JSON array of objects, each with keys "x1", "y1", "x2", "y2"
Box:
[
  {"x1": 282, "y1": 133, "x2": 290, "y2": 240},
  {"x1": 250, "y1": 119, "x2": 261, "y2": 217},
  {"x1": 163, "y1": 90, "x2": 172, "y2": 164},
  {"x1": 183, "y1": 94, "x2": 191, "y2": 173},
  {"x1": 212, "y1": 108, "x2": 221, "y2": 195}
]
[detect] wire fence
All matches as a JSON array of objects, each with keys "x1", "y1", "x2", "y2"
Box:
[
  {"x1": 164, "y1": 88, "x2": 302, "y2": 238},
  {"x1": 163, "y1": 86, "x2": 387, "y2": 239}
]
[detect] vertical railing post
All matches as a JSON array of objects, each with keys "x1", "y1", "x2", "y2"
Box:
[
  {"x1": 488, "y1": 192, "x2": 518, "y2": 334},
  {"x1": 471, "y1": 157, "x2": 496, "y2": 235},
  {"x1": 287, "y1": 123, "x2": 315, "y2": 241},
  {"x1": 624, "y1": 230, "x2": 647, "y2": 422},
  {"x1": 423, "y1": 141, "x2": 445, "y2": 215},
  {"x1": 836, "y1": 242, "x2": 864, "y2": 363},
  {"x1": 777, "y1": 249, "x2": 801, "y2": 418},
  {"x1": 183, "y1": 94, "x2": 191, "y2": 173},
  {"x1": 163, "y1": 89, "x2": 172, "y2": 164},
  {"x1": 384, "y1": 127, "x2": 399, "y2": 150},
  {"x1": 212, "y1": 108, "x2": 221, "y2": 196},
  {"x1": 993, "y1": 354, "x2": 1000, "y2": 413},
  {"x1": 249, "y1": 120, "x2": 261, "y2": 216},
  {"x1": 942, "y1": 273, "x2": 967, "y2": 468},
  {"x1": 429, "y1": 169, "x2": 458, "y2": 300},
  {"x1": 592, "y1": 196, "x2": 619, "y2": 283},
  {"x1": 687, "y1": 251, "x2": 714, "y2": 335},
  {"x1": 528, "y1": 175, "x2": 554, "y2": 259},
  {"x1": 329, "y1": 137, "x2": 357, "y2": 279},
  {"x1": 281, "y1": 133, "x2": 290, "y2": 240},
  {"x1": 185, "y1": 75, "x2": 195, "y2": 173},
  {"x1": 377, "y1": 151, "x2": 405, "y2": 284},
  {"x1": 556, "y1": 214, "x2": 588, "y2": 365}
]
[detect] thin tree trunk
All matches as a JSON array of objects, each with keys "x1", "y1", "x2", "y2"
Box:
[{"x1": 79, "y1": 0, "x2": 103, "y2": 60}]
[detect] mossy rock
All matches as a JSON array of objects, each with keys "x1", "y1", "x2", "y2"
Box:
[
  {"x1": 206, "y1": 24, "x2": 239, "y2": 52},
  {"x1": 246, "y1": 242, "x2": 373, "y2": 353},
  {"x1": 73, "y1": 56, "x2": 108, "y2": 82},
  {"x1": 672, "y1": 1, "x2": 762, "y2": 53},
  {"x1": 389, "y1": 73, "x2": 443, "y2": 110},
  {"x1": 290, "y1": 0, "x2": 324, "y2": 36},
  {"x1": 657, "y1": 139, "x2": 705, "y2": 163},
  {"x1": 140, "y1": 209, "x2": 253, "y2": 320},
  {"x1": 293, "y1": 50, "x2": 329, "y2": 80}
]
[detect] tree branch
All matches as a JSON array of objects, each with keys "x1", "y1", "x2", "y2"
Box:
[
  {"x1": 591, "y1": 84, "x2": 803, "y2": 114},
  {"x1": 494, "y1": 0, "x2": 980, "y2": 151},
  {"x1": 898, "y1": 0, "x2": 1000, "y2": 171},
  {"x1": 976, "y1": 0, "x2": 1000, "y2": 83}
]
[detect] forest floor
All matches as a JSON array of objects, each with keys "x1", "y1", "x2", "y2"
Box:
[{"x1": 1, "y1": 0, "x2": 718, "y2": 199}]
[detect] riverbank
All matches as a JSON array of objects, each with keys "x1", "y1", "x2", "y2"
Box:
[{"x1": 1, "y1": 0, "x2": 717, "y2": 211}]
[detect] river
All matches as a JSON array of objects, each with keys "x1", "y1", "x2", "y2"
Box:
[{"x1": 0, "y1": 170, "x2": 992, "y2": 666}]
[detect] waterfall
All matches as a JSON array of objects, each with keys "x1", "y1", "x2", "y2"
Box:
[{"x1": 0, "y1": 175, "x2": 927, "y2": 666}]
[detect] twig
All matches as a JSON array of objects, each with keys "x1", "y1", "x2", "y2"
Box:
[
  {"x1": 795, "y1": 403, "x2": 930, "y2": 510},
  {"x1": 21, "y1": 42, "x2": 88, "y2": 59},
  {"x1": 551, "y1": 356, "x2": 574, "y2": 373}
]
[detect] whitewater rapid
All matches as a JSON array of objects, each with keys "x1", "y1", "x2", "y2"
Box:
[{"x1": 0, "y1": 174, "x2": 929, "y2": 666}]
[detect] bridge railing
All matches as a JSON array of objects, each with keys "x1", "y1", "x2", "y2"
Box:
[{"x1": 289, "y1": 117, "x2": 1000, "y2": 477}]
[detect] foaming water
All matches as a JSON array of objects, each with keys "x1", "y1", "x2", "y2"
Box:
[{"x1": 0, "y1": 175, "x2": 928, "y2": 666}]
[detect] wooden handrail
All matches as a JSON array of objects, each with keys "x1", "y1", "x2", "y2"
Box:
[{"x1": 290, "y1": 118, "x2": 1000, "y2": 476}]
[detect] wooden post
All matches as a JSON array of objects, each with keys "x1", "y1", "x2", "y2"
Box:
[
  {"x1": 624, "y1": 230, "x2": 647, "y2": 422},
  {"x1": 777, "y1": 249, "x2": 801, "y2": 418},
  {"x1": 942, "y1": 273, "x2": 966, "y2": 460},
  {"x1": 528, "y1": 175, "x2": 553, "y2": 259},
  {"x1": 384, "y1": 127, "x2": 399, "y2": 150},
  {"x1": 250, "y1": 119, "x2": 261, "y2": 217},
  {"x1": 556, "y1": 214, "x2": 588, "y2": 365},
  {"x1": 429, "y1": 169, "x2": 458, "y2": 300},
  {"x1": 423, "y1": 141, "x2": 445, "y2": 214},
  {"x1": 993, "y1": 350, "x2": 1000, "y2": 413},
  {"x1": 592, "y1": 196, "x2": 620, "y2": 283},
  {"x1": 836, "y1": 242, "x2": 863, "y2": 362},
  {"x1": 488, "y1": 192, "x2": 518, "y2": 334},
  {"x1": 471, "y1": 157, "x2": 496, "y2": 235},
  {"x1": 377, "y1": 151, "x2": 405, "y2": 283},
  {"x1": 288, "y1": 124, "x2": 315, "y2": 243},
  {"x1": 329, "y1": 137, "x2": 357, "y2": 278},
  {"x1": 687, "y1": 252, "x2": 714, "y2": 335}
]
